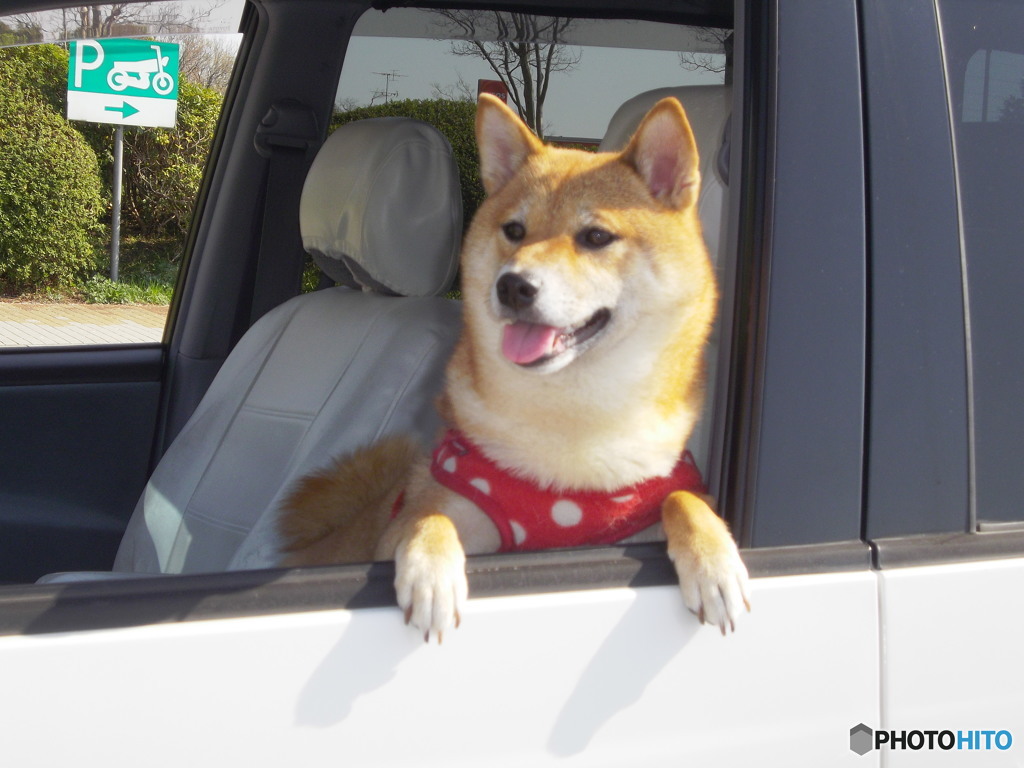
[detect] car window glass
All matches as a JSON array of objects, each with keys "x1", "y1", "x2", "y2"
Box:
[
  {"x1": 337, "y1": 10, "x2": 726, "y2": 137},
  {"x1": 0, "y1": 0, "x2": 243, "y2": 347},
  {"x1": 939, "y1": 0, "x2": 1024, "y2": 525},
  {"x1": 330, "y1": 8, "x2": 732, "y2": 473}
]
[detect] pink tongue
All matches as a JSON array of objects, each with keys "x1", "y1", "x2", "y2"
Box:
[{"x1": 502, "y1": 322, "x2": 560, "y2": 365}]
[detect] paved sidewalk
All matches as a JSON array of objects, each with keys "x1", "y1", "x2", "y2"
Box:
[{"x1": 0, "y1": 301, "x2": 169, "y2": 347}]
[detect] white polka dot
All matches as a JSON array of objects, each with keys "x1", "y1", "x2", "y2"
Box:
[
  {"x1": 469, "y1": 477, "x2": 491, "y2": 495},
  {"x1": 443, "y1": 456, "x2": 457, "y2": 473},
  {"x1": 551, "y1": 499, "x2": 583, "y2": 527},
  {"x1": 511, "y1": 521, "x2": 527, "y2": 545}
]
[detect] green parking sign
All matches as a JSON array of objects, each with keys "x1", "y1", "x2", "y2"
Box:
[{"x1": 67, "y1": 39, "x2": 179, "y2": 127}]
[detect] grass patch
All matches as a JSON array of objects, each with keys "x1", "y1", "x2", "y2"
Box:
[
  {"x1": 82, "y1": 237, "x2": 179, "y2": 305},
  {"x1": 80, "y1": 275, "x2": 173, "y2": 304}
]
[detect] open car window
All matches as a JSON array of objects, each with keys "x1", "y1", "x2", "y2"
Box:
[
  {"x1": 0, "y1": 0, "x2": 787, "y2": 614},
  {"x1": 0, "y1": 1, "x2": 243, "y2": 347}
]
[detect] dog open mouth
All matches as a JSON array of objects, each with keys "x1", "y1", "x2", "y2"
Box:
[{"x1": 501, "y1": 308, "x2": 611, "y2": 367}]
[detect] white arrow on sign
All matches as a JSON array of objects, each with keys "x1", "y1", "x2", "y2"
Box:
[{"x1": 66, "y1": 92, "x2": 177, "y2": 127}]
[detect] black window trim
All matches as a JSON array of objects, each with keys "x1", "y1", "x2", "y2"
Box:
[
  {"x1": 7, "y1": 529, "x2": 1024, "y2": 638},
  {"x1": 0, "y1": 541, "x2": 870, "y2": 638}
]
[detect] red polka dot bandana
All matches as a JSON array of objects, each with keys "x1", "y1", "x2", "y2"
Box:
[{"x1": 427, "y1": 429, "x2": 706, "y2": 552}]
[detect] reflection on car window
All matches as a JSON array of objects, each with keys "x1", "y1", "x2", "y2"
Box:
[
  {"x1": 337, "y1": 10, "x2": 726, "y2": 141},
  {"x1": 962, "y1": 48, "x2": 1024, "y2": 123},
  {"x1": 0, "y1": 0, "x2": 243, "y2": 347},
  {"x1": 939, "y1": 0, "x2": 1024, "y2": 524}
]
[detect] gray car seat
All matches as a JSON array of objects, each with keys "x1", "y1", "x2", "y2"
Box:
[{"x1": 41, "y1": 117, "x2": 463, "y2": 581}]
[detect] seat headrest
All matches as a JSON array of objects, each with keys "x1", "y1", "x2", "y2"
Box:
[
  {"x1": 300, "y1": 117, "x2": 462, "y2": 297},
  {"x1": 599, "y1": 85, "x2": 731, "y2": 186}
]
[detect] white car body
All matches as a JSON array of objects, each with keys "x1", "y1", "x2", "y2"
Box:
[{"x1": 3, "y1": 554, "x2": 1021, "y2": 765}]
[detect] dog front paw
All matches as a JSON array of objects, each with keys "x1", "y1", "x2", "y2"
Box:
[
  {"x1": 393, "y1": 514, "x2": 469, "y2": 643},
  {"x1": 663, "y1": 491, "x2": 751, "y2": 635},
  {"x1": 670, "y1": 538, "x2": 751, "y2": 635}
]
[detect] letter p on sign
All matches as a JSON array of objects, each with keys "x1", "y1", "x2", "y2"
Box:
[{"x1": 73, "y1": 40, "x2": 104, "y2": 89}]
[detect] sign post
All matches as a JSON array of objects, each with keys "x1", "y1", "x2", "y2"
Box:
[
  {"x1": 67, "y1": 39, "x2": 180, "y2": 280},
  {"x1": 111, "y1": 125, "x2": 123, "y2": 281}
]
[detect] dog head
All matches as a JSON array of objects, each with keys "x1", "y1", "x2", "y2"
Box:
[{"x1": 460, "y1": 94, "x2": 713, "y2": 378}]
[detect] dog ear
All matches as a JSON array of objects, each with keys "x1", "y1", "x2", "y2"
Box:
[
  {"x1": 620, "y1": 97, "x2": 701, "y2": 209},
  {"x1": 476, "y1": 93, "x2": 544, "y2": 196}
]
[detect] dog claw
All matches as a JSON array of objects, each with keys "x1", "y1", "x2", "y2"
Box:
[{"x1": 404, "y1": 606, "x2": 413, "y2": 626}]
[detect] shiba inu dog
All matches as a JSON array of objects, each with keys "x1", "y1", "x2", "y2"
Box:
[{"x1": 278, "y1": 94, "x2": 751, "y2": 640}]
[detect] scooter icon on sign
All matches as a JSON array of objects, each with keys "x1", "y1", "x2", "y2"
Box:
[{"x1": 106, "y1": 45, "x2": 174, "y2": 95}]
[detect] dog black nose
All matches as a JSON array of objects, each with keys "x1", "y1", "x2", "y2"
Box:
[{"x1": 496, "y1": 273, "x2": 538, "y2": 310}]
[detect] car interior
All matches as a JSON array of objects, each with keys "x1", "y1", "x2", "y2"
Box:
[{"x1": 0, "y1": 0, "x2": 738, "y2": 587}]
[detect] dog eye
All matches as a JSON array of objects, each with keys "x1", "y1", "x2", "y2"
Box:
[
  {"x1": 502, "y1": 221, "x2": 526, "y2": 242},
  {"x1": 577, "y1": 227, "x2": 617, "y2": 249}
]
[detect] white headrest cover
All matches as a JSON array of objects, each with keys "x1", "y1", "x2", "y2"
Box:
[
  {"x1": 599, "y1": 85, "x2": 731, "y2": 175},
  {"x1": 300, "y1": 117, "x2": 462, "y2": 297}
]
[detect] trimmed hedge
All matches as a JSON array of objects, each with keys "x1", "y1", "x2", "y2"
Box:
[
  {"x1": 0, "y1": 43, "x2": 66, "y2": 115},
  {"x1": 330, "y1": 98, "x2": 484, "y2": 228},
  {"x1": 0, "y1": 81, "x2": 104, "y2": 292}
]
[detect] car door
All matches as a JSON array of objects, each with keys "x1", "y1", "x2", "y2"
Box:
[
  {"x1": 0, "y1": 0, "x2": 889, "y2": 765},
  {"x1": 862, "y1": 0, "x2": 1024, "y2": 760},
  {"x1": 0, "y1": 1, "x2": 248, "y2": 583}
]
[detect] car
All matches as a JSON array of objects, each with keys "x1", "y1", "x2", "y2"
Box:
[{"x1": 0, "y1": 0, "x2": 1021, "y2": 764}]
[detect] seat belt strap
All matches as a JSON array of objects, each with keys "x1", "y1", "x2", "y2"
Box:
[{"x1": 250, "y1": 99, "x2": 321, "y2": 326}]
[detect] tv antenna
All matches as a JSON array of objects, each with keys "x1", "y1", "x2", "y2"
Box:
[{"x1": 371, "y1": 70, "x2": 404, "y2": 104}]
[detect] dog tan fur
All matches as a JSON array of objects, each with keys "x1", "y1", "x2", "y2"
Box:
[{"x1": 278, "y1": 94, "x2": 750, "y2": 640}]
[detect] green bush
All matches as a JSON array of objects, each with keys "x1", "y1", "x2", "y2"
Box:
[
  {"x1": 330, "y1": 98, "x2": 484, "y2": 228},
  {"x1": 0, "y1": 43, "x2": 222, "y2": 295},
  {"x1": 0, "y1": 82, "x2": 104, "y2": 293},
  {"x1": 119, "y1": 77, "x2": 223, "y2": 238},
  {"x1": 0, "y1": 44, "x2": 66, "y2": 115}
]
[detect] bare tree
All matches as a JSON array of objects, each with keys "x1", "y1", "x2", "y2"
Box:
[
  {"x1": 12, "y1": 2, "x2": 226, "y2": 42},
  {"x1": 430, "y1": 72, "x2": 475, "y2": 103},
  {"x1": 678, "y1": 28, "x2": 731, "y2": 79},
  {"x1": 433, "y1": 11, "x2": 580, "y2": 138},
  {"x1": 174, "y1": 32, "x2": 238, "y2": 93},
  {"x1": 0, "y1": 19, "x2": 44, "y2": 45}
]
